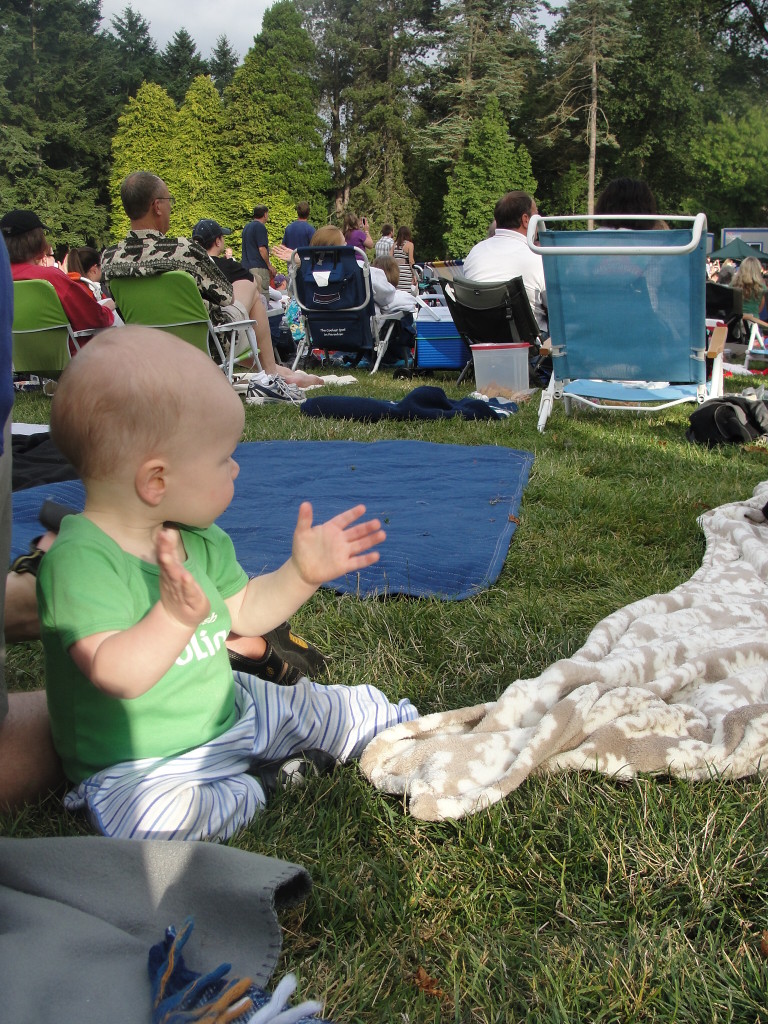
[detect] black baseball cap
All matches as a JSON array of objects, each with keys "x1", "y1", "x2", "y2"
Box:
[
  {"x1": 192, "y1": 219, "x2": 232, "y2": 248},
  {"x1": 0, "y1": 210, "x2": 50, "y2": 237}
]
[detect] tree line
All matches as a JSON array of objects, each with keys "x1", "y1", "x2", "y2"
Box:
[{"x1": 2, "y1": 0, "x2": 767, "y2": 261}]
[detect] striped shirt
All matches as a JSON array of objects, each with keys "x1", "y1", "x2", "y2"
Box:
[{"x1": 375, "y1": 236, "x2": 394, "y2": 259}]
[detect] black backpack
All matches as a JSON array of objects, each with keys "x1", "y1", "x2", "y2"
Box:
[{"x1": 686, "y1": 394, "x2": 768, "y2": 447}]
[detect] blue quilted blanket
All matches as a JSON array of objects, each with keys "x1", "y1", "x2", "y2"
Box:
[{"x1": 12, "y1": 440, "x2": 533, "y2": 600}]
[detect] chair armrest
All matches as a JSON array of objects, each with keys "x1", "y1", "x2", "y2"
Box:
[
  {"x1": 211, "y1": 318, "x2": 258, "y2": 332},
  {"x1": 375, "y1": 310, "x2": 406, "y2": 324},
  {"x1": 706, "y1": 324, "x2": 727, "y2": 357}
]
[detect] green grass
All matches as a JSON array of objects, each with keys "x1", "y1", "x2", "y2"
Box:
[{"x1": 4, "y1": 370, "x2": 768, "y2": 1023}]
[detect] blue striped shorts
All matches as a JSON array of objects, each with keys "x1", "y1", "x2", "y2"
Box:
[{"x1": 63, "y1": 672, "x2": 417, "y2": 842}]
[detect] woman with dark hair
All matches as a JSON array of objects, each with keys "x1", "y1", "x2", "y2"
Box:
[
  {"x1": 594, "y1": 178, "x2": 663, "y2": 230},
  {"x1": 393, "y1": 226, "x2": 417, "y2": 294},
  {"x1": 66, "y1": 246, "x2": 112, "y2": 304}
]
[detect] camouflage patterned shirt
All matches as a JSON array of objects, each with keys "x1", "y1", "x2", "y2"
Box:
[{"x1": 102, "y1": 230, "x2": 234, "y2": 321}]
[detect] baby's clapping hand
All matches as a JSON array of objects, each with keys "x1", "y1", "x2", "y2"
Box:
[
  {"x1": 156, "y1": 528, "x2": 210, "y2": 628},
  {"x1": 291, "y1": 501, "x2": 385, "y2": 586}
]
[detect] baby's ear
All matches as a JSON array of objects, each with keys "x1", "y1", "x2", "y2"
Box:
[{"x1": 135, "y1": 459, "x2": 166, "y2": 507}]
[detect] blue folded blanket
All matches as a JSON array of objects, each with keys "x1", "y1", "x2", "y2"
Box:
[{"x1": 301, "y1": 385, "x2": 516, "y2": 421}]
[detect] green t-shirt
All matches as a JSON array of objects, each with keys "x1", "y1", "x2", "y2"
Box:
[{"x1": 37, "y1": 516, "x2": 248, "y2": 783}]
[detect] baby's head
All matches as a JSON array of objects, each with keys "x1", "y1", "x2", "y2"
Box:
[
  {"x1": 372, "y1": 255, "x2": 399, "y2": 288},
  {"x1": 51, "y1": 328, "x2": 244, "y2": 497}
]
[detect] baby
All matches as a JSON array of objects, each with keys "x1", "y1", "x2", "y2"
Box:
[
  {"x1": 372, "y1": 255, "x2": 417, "y2": 316},
  {"x1": 38, "y1": 327, "x2": 417, "y2": 841}
]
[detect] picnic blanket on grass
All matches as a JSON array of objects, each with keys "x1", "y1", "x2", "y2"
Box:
[
  {"x1": 11, "y1": 440, "x2": 534, "y2": 600},
  {"x1": 361, "y1": 480, "x2": 768, "y2": 820}
]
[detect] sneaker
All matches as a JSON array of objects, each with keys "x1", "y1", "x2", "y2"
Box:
[
  {"x1": 245, "y1": 373, "x2": 306, "y2": 405},
  {"x1": 255, "y1": 749, "x2": 338, "y2": 797}
]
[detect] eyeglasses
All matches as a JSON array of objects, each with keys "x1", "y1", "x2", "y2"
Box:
[{"x1": 155, "y1": 195, "x2": 175, "y2": 208}]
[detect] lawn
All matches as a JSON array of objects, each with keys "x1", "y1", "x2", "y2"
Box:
[{"x1": 3, "y1": 369, "x2": 768, "y2": 1024}]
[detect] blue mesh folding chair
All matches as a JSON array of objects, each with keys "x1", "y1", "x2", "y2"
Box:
[
  {"x1": 527, "y1": 213, "x2": 725, "y2": 432},
  {"x1": 287, "y1": 245, "x2": 402, "y2": 372}
]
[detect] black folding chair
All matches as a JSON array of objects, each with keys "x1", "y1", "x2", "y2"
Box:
[{"x1": 441, "y1": 273, "x2": 542, "y2": 383}]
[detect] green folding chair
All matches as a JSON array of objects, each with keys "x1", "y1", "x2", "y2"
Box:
[
  {"x1": 12, "y1": 279, "x2": 92, "y2": 375},
  {"x1": 108, "y1": 271, "x2": 261, "y2": 380}
]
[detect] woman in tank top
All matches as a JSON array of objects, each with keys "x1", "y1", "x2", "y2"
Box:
[{"x1": 393, "y1": 226, "x2": 417, "y2": 294}]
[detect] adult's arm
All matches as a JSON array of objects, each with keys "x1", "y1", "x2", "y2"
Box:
[{"x1": 259, "y1": 243, "x2": 277, "y2": 277}]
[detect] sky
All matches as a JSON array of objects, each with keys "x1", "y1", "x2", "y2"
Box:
[{"x1": 98, "y1": 0, "x2": 272, "y2": 59}]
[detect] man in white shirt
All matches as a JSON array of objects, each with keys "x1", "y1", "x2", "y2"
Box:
[{"x1": 461, "y1": 191, "x2": 548, "y2": 335}]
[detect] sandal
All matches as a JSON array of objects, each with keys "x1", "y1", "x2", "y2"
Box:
[
  {"x1": 227, "y1": 622, "x2": 328, "y2": 685},
  {"x1": 8, "y1": 500, "x2": 79, "y2": 577}
]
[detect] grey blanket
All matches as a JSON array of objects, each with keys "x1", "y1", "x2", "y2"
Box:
[
  {"x1": 0, "y1": 836, "x2": 311, "y2": 1023},
  {"x1": 362, "y1": 480, "x2": 768, "y2": 820}
]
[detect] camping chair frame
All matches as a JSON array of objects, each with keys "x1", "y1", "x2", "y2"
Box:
[
  {"x1": 287, "y1": 245, "x2": 403, "y2": 373},
  {"x1": 526, "y1": 213, "x2": 724, "y2": 432},
  {"x1": 12, "y1": 280, "x2": 93, "y2": 376},
  {"x1": 744, "y1": 314, "x2": 768, "y2": 371},
  {"x1": 108, "y1": 271, "x2": 262, "y2": 382}
]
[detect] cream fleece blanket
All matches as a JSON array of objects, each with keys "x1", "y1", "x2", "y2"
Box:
[{"x1": 361, "y1": 481, "x2": 768, "y2": 820}]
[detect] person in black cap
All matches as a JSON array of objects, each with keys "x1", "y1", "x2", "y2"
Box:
[
  {"x1": 191, "y1": 218, "x2": 254, "y2": 287},
  {"x1": 191, "y1": 217, "x2": 322, "y2": 392},
  {"x1": 1, "y1": 210, "x2": 115, "y2": 335}
]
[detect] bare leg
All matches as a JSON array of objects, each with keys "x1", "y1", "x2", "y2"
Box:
[
  {"x1": 0, "y1": 690, "x2": 64, "y2": 810},
  {"x1": 4, "y1": 571, "x2": 41, "y2": 642},
  {"x1": 232, "y1": 280, "x2": 323, "y2": 386},
  {"x1": 4, "y1": 532, "x2": 55, "y2": 643}
]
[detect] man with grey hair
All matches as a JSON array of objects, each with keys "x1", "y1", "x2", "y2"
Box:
[{"x1": 103, "y1": 172, "x2": 319, "y2": 394}]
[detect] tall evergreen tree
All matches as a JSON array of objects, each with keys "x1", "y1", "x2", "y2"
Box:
[
  {"x1": 599, "y1": 0, "x2": 728, "y2": 209},
  {"x1": 297, "y1": 0, "x2": 432, "y2": 222},
  {"x1": 294, "y1": 0, "x2": 357, "y2": 208},
  {"x1": 223, "y1": 0, "x2": 331, "y2": 243},
  {"x1": 442, "y1": 96, "x2": 536, "y2": 258},
  {"x1": 0, "y1": 0, "x2": 115, "y2": 241},
  {"x1": 160, "y1": 28, "x2": 208, "y2": 104},
  {"x1": 109, "y1": 82, "x2": 178, "y2": 240},
  {"x1": 542, "y1": 0, "x2": 631, "y2": 216},
  {"x1": 341, "y1": 0, "x2": 431, "y2": 227},
  {"x1": 208, "y1": 34, "x2": 239, "y2": 93},
  {"x1": 107, "y1": 5, "x2": 160, "y2": 99},
  {"x1": 421, "y1": 0, "x2": 542, "y2": 167},
  {"x1": 172, "y1": 76, "x2": 227, "y2": 236}
]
